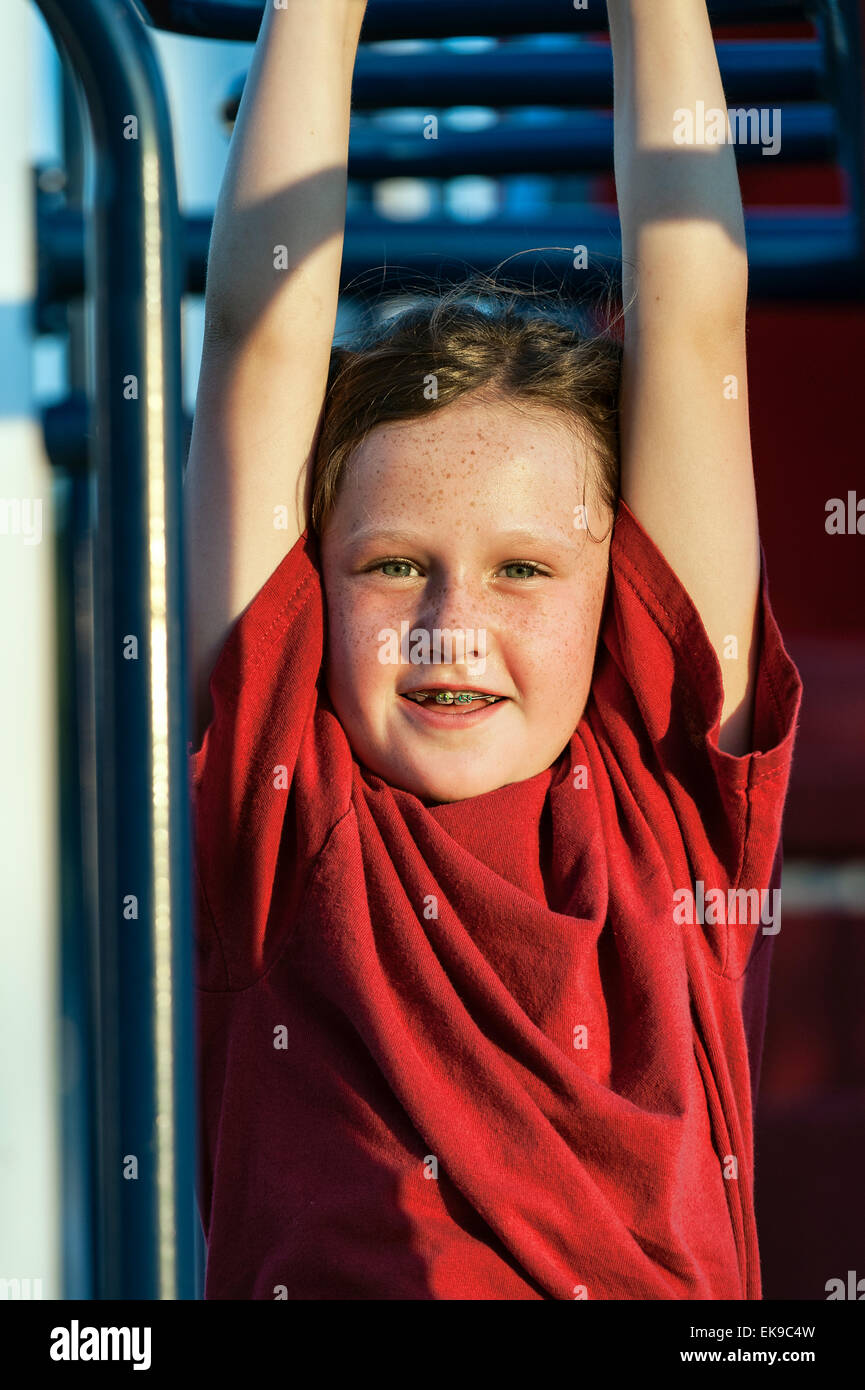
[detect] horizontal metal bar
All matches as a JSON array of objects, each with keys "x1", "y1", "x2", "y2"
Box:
[
  {"x1": 343, "y1": 106, "x2": 833, "y2": 177},
  {"x1": 351, "y1": 39, "x2": 825, "y2": 107},
  {"x1": 43, "y1": 389, "x2": 191, "y2": 471},
  {"x1": 37, "y1": 207, "x2": 865, "y2": 467},
  {"x1": 221, "y1": 41, "x2": 824, "y2": 121},
  {"x1": 337, "y1": 209, "x2": 864, "y2": 297},
  {"x1": 778, "y1": 861, "x2": 865, "y2": 915},
  {"x1": 140, "y1": 0, "x2": 816, "y2": 43},
  {"x1": 36, "y1": 204, "x2": 865, "y2": 338}
]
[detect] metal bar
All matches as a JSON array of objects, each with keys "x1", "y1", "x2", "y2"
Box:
[
  {"x1": 57, "y1": 60, "x2": 99, "y2": 1304},
  {"x1": 43, "y1": 391, "x2": 193, "y2": 470},
  {"x1": 219, "y1": 41, "x2": 824, "y2": 121},
  {"x1": 335, "y1": 209, "x2": 864, "y2": 298},
  {"x1": 344, "y1": 106, "x2": 833, "y2": 177},
  {"x1": 55, "y1": 464, "x2": 99, "y2": 1301},
  {"x1": 33, "y1": 0, "x2": 196, "y2": 1300},
  {"x1": 359, "y1": 40, "x2": 821, "y2": 112},
  {"x1": 777, "y1": 861, "x2": 865, "y2": 914},
  {"x1": 346, "y1": 39, "x2": 825, "y2": 108},
  {"x1": 37, "y1": 204, "x2": 862, "y2": 316},
  {"x1": 139, "y1": 0, "x2": 816, "y2": 43},
  {"x1": 36, "y1": 201, "x2": 86, "y2": 330},
  {"x1": 817, "y1": 0, "x2": 865, "y2": 248}
]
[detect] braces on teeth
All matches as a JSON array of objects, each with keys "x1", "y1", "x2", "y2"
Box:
[{"x1": 404, "y1": 690, "x2": 499, "y2": 705}]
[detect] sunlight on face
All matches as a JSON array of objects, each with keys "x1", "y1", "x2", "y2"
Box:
[{"x1": 318, "y1": 391, "x2": 614, "y2": 804}]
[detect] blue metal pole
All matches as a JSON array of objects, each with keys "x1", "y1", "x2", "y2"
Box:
[
  {"x1": 338, "y1": 41, "x2": 827, "y2": 110},
  {"x1": 33, "y1": 0, "x2": 196, "y2": 1299}
]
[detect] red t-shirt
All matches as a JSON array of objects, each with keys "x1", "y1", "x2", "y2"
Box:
[{"x1": 189, "y1": 497, "x2": 802, "y2": 1300}]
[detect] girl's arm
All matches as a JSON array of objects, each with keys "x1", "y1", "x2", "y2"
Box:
[
  {"x1": 606, "y1": 0, "x2": 760, "y2": 757},
  {"x1": 184, "y1": 0, "x2": 367, "y2": 747}
]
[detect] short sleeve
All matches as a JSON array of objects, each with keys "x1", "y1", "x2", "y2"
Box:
[
  {"x1": 188, "y1": 528, "x2": 329, "y2": 990},
  {"x1": 591, "y1": 496, "x2": 804, "y2": 979}
]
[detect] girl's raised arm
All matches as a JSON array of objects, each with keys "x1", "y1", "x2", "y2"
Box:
[
  {"x1": 606, "y1": 0, "x2": 760, "y2": 756},
  {"x1": 184, "y1": 0, "x2": 367, "y2": 747}
]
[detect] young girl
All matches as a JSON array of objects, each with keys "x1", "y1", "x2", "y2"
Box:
[{"x1": 185, "y1": 0, "x2": 803, "y2": 1300}]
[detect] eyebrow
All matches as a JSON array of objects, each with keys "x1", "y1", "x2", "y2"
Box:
[{"x1": 345, "y1": 525, "x2": 574, "y2": 549}]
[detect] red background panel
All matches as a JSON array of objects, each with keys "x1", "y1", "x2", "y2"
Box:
[{"x1": 756, "y1": 917, "x2": 865, "y2": 1300}]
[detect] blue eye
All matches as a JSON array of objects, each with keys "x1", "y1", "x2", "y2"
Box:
[
  {"x1": 377, "y1": 559, "x2": 418, "y2": 578},
  {"x1": 501, "y1": 561, "x2": 544, "y2": 579}
]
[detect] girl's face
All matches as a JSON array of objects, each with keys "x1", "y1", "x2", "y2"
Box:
[{"x1": 318, "y1": 393, "x2": 613, "y2": 804}]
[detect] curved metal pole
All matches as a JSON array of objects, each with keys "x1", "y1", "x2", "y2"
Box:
[
  {"x1": 33, "y1": 0, "x2": 196, "y2": 1300},
  {"x1": 140, "y1": 0, "x2": 814, "y2": 42}
]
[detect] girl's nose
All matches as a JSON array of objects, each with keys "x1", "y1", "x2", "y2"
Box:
[
  {"x1": 422, "y1": 575, "x2": 482, "y2": 628},
  {"x1": 411, "y1": 569, "x2": 495, "y2": 672}
]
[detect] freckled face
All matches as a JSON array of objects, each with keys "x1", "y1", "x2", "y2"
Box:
[{"x1": 318, "y1": 394, "x2": 613, "y2": 804}]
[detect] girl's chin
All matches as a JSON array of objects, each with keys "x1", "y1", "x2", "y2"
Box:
[
  {"x1": 345, "y1": 714, "x2": 573, "y2": 802},
  {"x1": 367, "y1": 755, "x2": 525, "y2": 805}
]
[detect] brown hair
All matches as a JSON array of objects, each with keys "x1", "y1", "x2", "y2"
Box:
[{"x1": 309, "y1": 271, "x2": 623, "y2": 542}]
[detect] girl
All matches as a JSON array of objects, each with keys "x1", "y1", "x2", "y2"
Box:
[{"x1": 185, "y1": 0, "x2": 803, "y2": 1300}]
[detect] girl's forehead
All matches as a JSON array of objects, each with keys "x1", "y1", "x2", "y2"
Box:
[
  {"x1": 342, "y1": 414, "x2": 588, "y2": 502},
  {"x1": 330, "y1": 465, "x2": 586, "y2": 551},
  {"x1": 357, "y1": 399, "x2": 578, "y2": 455},
  {"x1": 321, "y1": 402, "x2": 602, "y2": 549}
]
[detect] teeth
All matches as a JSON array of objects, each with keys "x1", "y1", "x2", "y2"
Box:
[{"x1": 403, "y1": 690, "x2": 499, "y2": 705}]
